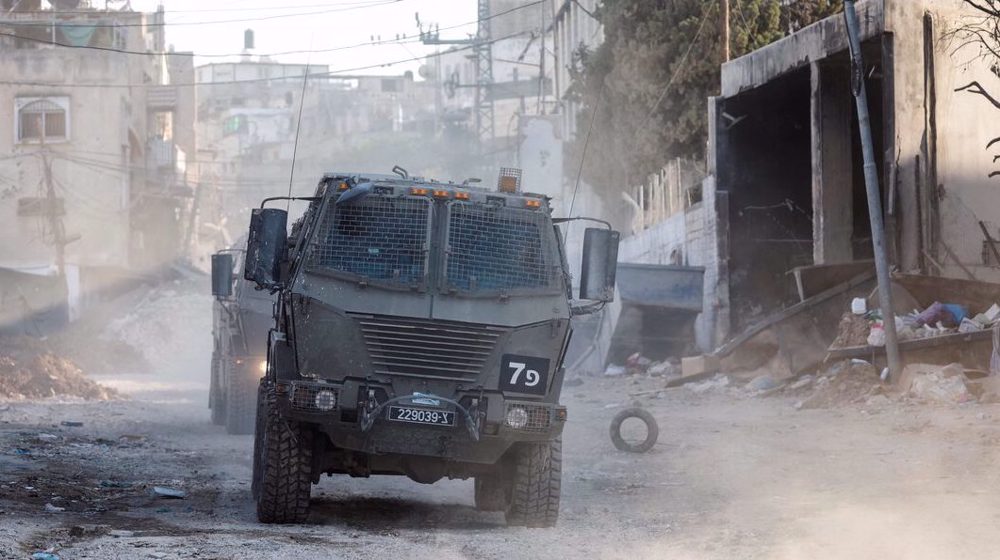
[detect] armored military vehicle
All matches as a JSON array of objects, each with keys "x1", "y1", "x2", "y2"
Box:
[
  {"x1": 210, "y1": 243, "x2": 274, "y2": 434},
  {"x1": 228, "y1": 168, "x2": 618, "y2": 527}
]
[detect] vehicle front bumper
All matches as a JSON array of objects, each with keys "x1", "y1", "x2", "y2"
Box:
[{"x1": 273, "y1": 379, "x2": 566, "y2": 464}]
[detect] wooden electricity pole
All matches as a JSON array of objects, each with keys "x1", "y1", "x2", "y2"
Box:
[{"x1": 720, "y1": 0, "x2": 730, "y2": 62}]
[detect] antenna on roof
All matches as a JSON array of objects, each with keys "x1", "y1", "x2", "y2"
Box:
[{"x1": 285, "y1": 58, "x2": 311, "y2": 209}]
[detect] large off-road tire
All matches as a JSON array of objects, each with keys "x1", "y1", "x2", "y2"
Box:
[
  {"x1": 224, "y1": 372, "x2": 258, "y2": 435},
  {"x1": 254, "y1": 386, "x2": 314, "y2": 524},
  {"x1": 505, "y1": 437, "x2": 561, "y2": 528},
  {"x1": 474, "y1": 475, "x2": 508, "y2": 512},
  {"x1": 209, "y1": 351, "x2": 225, "y2": 426}
]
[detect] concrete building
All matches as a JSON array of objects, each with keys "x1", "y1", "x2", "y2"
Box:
[
  {"x1": 0, "y1": 4, "x2": 194, "y2": 332},
  {"x1": 195, "y1": 58, "x2": 436, "y2": 247},
  {"x1": 634, "y1": 0, "x2": 1000, "y2": 351},
  {"x1": 550, "y1": 0, "x2": 602, "y2": 138}
]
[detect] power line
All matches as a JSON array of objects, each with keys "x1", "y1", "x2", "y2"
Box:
[
  {"x1": 41, "y1": 0, "x2": 395, "y2": 15},
  {"x1": 0, "y1": 28, "x2": 424, "y2": 58},
  {"x1": 0, "y1": 0, "x2": 401, "y2": 29},
  {"x1": 0, "y1": 1, "x2": 536, "y2": 59},
  {"x1": 0, "y1": 29, "x2": 532, "y2": 88}
]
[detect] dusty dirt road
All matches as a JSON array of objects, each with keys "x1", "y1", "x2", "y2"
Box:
[
  {"x1": 4, "y1": 372, "x2": 1000, "y2": 559},
  {"x1": 4, "y1": 283, "x2": 1000, "y2": 559}
]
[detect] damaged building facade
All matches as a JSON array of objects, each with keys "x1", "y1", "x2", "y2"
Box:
[
  {"x1": 0, "y1": 5, "x2": 195, "y2": 332},
  {"x1": 661, "y1": 0, "x2": 1000, "y2": 351}
]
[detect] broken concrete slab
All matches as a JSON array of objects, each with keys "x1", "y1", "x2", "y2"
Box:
[{"x1": 681, "y1": 355, "x2": 720, "y2": 378}]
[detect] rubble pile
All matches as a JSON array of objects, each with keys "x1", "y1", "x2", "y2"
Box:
[
  {"x1": 831, "y1": 298, "x2": 1000, "y2": 350},
  {"x1": 0, "y1": 337, "x2": 117, "y2": 400},
  {"x1": 790, "y1": 360, "x2": 884, "y2": 409}
]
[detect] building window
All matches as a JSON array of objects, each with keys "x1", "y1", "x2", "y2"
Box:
[{"x1": 15, "y1": 97, "x2": 70, "y2": 143}]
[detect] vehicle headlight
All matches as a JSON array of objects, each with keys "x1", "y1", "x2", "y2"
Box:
[
  {"x1": 314, "y1": 390, "x2": 337, "y2": 411},
  {"x1": 505, "y1": 406, "x2": 529, "y2": 430},
  {"x1": 258, "y1": 359, "x2": 267, "y2": 374}
]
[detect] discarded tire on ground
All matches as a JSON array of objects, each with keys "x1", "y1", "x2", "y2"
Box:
[{"x1": 609, "y1": 408, "x2": 659, "y2": 453}]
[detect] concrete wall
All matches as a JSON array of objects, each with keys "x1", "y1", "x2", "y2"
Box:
[{"x1": 895, "y1": 0, "x2": 1000, "y2": 282}]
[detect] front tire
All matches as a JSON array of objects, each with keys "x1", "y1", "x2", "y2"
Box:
[
  {"x1": 505, "y1": 437, "x2": 561, "y2": 528},
  {"x1": 254, "y1": 385, "x2": 314, "y2": 524}
]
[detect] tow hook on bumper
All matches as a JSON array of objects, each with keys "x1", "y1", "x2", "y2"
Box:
[{"x1": 359, "y1": 391, "x2": 483, "y2": 441}]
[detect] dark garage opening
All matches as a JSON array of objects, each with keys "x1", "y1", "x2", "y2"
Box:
[{"x1": 720, "y1": 67, "x2": 814, "y2": 331}]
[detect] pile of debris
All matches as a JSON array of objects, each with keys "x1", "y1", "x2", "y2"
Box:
[
  {"x1": 0, "y1": 337, "x2": 117, "y2": 400},
  {"x1": 778, "y1": 360, "x2": 993, "y2": 409},
  {"x1": 832, "y1": 298, "x2": 1000, "y2": 349},
  {"x1": 603, "y1": 352, "x2": 682, "y2": 379}
]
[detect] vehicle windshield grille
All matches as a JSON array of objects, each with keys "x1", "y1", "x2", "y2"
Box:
[
  {"x1": 308, "y1": 196, "x2": 430, "y2": 285},
  {"x1": 445, "y1": 203, "x2": 554, "y2": 293}
]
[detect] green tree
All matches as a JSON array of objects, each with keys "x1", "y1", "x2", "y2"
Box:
[
  {"x1": 567, "y1": 0, "x2": 838, "y2": 193},
  {"x1": 781, "y1": 0, "x2": 840, "y2": 33}
]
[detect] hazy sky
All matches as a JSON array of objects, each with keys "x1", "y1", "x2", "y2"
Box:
[{"x1": 128, "y1": 0, "x2": 478, "y2": 77}]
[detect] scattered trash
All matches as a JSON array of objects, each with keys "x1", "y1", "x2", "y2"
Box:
[
  {"x1": 31, "y1": 553, "x2": 60, "y2": 560},
  {"x1": 13, "y1": 448, "x2": 30, "y2": 455},
  {"x1": 625, "y1": 352, "x2": 653, "y2": 374},
  {"x1": 108, "y1": 530, "x2": 135, "y2": 538},
  {"x1": 685, "y1": 374, "x2": 730, "y2": 394},
  {"x1": 44, "y1": 503, "x2": 65, "y2": 513},
  {"x1": 647, "y1": 360, "x2": 680, "y2": 378},
  {"x1": 609, "y1": 408, "x2": 659, "y2": 453},
  {"x1": 915, "y1": 302, "x2": 958, "y2": 328},
  {"x1": 37, "y1": 433, "x2": 58, "y2": 441},
  {"x1": 60, "y1": 421, "x2": 83, "y2": 428},
  {"x1": 603, "y1": 364, "x2": 626, "y2": 377},
  {"x1": 851, "y1": 297, "x2": 867, "y2": 315},
  {"x1": 152, "y1": 486, "x2": 186, "y2": 499},
  {"x1": 867, "y1": 322, "x2": 886, "y2": 347},
  {"x1": 69, "y1": 524, "x2": 109, "y2": 538},
  {"x1": 746, "y1": 375, "x2": 779, "y2": 393},
  {"x1": 99, "y1": 480, "x2": 132, "y2": 489}
]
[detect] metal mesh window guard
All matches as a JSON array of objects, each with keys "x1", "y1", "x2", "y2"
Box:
[
  {"x1": 308, "y1": 196, "x2": 430, "y2": 285},
  {"x1": 446, "y1": 203, "x2": 554, "y2": 292}
]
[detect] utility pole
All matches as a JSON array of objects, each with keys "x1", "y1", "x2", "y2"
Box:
[
  {"x1": 844, "y1": 0, "x2": 902, "y2": 381},
  {"x1": 720, "y1": 0, "x2": 730, "y2": 62},
  {"x1": 474, "y1": 0, "x2": 495, "y2": 149},
  {"x1": 40, "y1": 150, "x2": 66, "y2": 278},
  {"x1": 418, "y1": 0, "x2": 495, "y2": 156}
]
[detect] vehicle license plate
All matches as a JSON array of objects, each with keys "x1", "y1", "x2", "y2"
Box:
[{"x1": 388, "y1": 406, "x2": 455, "y2": 426}]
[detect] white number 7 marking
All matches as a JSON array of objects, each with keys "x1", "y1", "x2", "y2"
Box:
[{"x1": 509, "y1": 361, "x2": 541, "y2": 387}]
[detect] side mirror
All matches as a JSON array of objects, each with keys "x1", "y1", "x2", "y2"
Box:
[
  {"x1": 211, "y1": 253, "x2": 234, "y2": 298},
  {"x1": 244, "y1": 208, "x2": 288, "y2": 288},
  {"x1": 579, "y1": 228, "x2": 620, "y2": 302}
]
